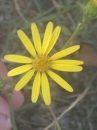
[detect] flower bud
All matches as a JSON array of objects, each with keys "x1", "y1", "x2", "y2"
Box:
[{"x1": 83, "y1": 0, "x2": 97, "y2": 22}]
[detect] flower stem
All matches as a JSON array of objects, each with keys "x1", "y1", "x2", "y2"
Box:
[
  {"x1": 62, "y1": 21, "x2": 85, "y2": 49},
  {"x1": 47, "y1": 106, "x2": 61, "y2": 130},
  {"x1": 8, "y1": 95, "x2": 18, "y2": 130}
]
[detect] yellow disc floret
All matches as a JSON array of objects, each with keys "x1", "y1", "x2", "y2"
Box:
[{"x1": 33, "y1": 55, "x2": 51, "y2": 72}]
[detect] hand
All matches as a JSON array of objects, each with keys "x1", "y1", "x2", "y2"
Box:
[{"x1": 0, "y1": 60, "x2": 24, "y2": 130}]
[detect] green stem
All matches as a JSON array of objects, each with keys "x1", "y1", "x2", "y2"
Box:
[
  {"x1": 62, "y1": 22, "x2": 85, "y2": 49},
  {"x1": 0, "y1": 76, "x2": 15, "y2": 86},
  {"x1": 8, "y1": 95, "x2": 18, "y2": 130},
  {"x1": 47, "y1": 106, "x2": 61, "y2": 130}
]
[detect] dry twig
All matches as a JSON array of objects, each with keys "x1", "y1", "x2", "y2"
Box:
[
  {"x1": 51, "y1": 0, "x2": 63, "y2": 10},
  {"x1": 13, "y1": 0, "x2": 29, "y2": 24}
]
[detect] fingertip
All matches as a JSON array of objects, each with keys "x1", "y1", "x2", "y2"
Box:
[
  {"x1": 0, "y1": 59, "x2": 24, "y2": 109},
  {"x1": 0, "y1": 96, "x2": 12, "y2": 130},
  {"x1": 12, "y1": 90, "x2": 24, "y2": 109},
  {"x1": 4, "y1": 89, "x2": 25, "y2": 109},
  {"x1": 0, "y1": 114, "x2": 12, "y2": 130},
  {"x1": 0, "y1": 59, "x2": 12, "y2": 80},
  {"x1": 0, "y1": 96, "x2": 10, "y2": 116}
]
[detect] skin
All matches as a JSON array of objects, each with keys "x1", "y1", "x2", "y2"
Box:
[{"x1": 0, "y1": 59, "x2": 24, "y2": 130}]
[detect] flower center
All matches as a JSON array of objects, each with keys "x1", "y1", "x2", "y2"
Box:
[{"x1": 33, "y1": 55, "x2": 51, "y2": 72}]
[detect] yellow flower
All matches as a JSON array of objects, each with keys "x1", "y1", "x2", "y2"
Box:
[{"x1": 4, "y1": 22, "x2": 83, "y2": 105}]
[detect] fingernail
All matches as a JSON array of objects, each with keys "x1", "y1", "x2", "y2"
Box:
[{"x1": 0, "y1": 113, "x2": 11, "y2": 130}]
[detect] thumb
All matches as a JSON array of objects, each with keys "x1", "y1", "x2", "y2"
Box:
[
  {"x1": 0, "y1": 96, "x2": 11, "y2": 130},
  {"x1": 0, "y1": 59, "x2": 24, "y2": 109},
  {"x1": 0, "y1": 59, "x2": 24, "y2": 130}
]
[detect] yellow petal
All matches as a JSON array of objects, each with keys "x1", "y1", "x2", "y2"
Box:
[
  {"x1": 42, "y1": 22, "x2": 53, "y2": 54},
  {"x1": 17, "y1": 30, "x2": 36, "y2": 57},
  {"x1": 50, "y1": 45, "x2": 80, "y2": 60},
  {"x1": 47, "y1": 70, "x2": 73, "y2": 92},
  {"x1": 31, "y1": 23, "x2": 41, "y2": 55},
  {"x1": 45, "y1": 26, "x2": 61, "y2": 55},
  {"x1": 31, "y1": 72, "x2": 41, "y2": 103},
  {"x1": 51, "y1": 64, "x2": 83, "y2": 72},
  {"x1": 15, "y1": 69, "x2": 35, "y2": 91},
  {"x1": 4, "y1": 55, "x2": 33, "y2": 63},
  {"x1": 41, "y1": 72, "x2": 51, "y2": 105},
  {"x1": 52, "y1": 60, "x2": 84, "y2": 65},
  {"x1": 8, "y1": 64, "x2": 33, "y2": 76}
]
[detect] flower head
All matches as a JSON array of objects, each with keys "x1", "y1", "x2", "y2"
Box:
[{"x1": 4, "y1": 22, "x2": 83, "y2": 105}]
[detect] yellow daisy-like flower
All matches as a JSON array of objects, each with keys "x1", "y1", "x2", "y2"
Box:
[{"x1": 4, "y1": 22, "x2": 83, "y2": 105}]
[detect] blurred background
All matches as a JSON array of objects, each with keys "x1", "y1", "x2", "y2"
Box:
[{"x1": 0, "y1": 0, "x2": 97, "y2": 129}]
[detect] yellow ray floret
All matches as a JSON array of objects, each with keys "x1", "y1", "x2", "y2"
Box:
[
  {"x1": 31, "y1": 72, "x2": 41, "y2": 103},
  {"x1": 51, "y1": 64, "x2": 83, "y2": 72},
  {"x1": 17, "y1": 30, "x2": 36, "y2": 57},
  {"x1": 8, "y1": 64, "x2": 33, "y2": 76},
  {"x1": 45, "y1": 26, "x2": 61, "y2": 55},
  {"x1": 41, "y1": 72, "x2": 51, "y2": 105},
  {"x1": 15, "y1": 69, "x2": 35, "y2": 91},
  {"x1": 47, "y1": 70, "x2": 73, "y2": 92},
  {"x1": 4, "y1": 55, "x2": 33, "y2": 63},
  {"x1": 31, "y1": 23, "x2": 41, "y2": 55},
  {"x1": 51, "y1": 60, "x2": 84, "y2": 65},
  {"x1": 42, "y1": 22, "x2": 53, "y2": 54},
  {"x1": 50, "y1": 45, "x2": 80, "y2": 60}
]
